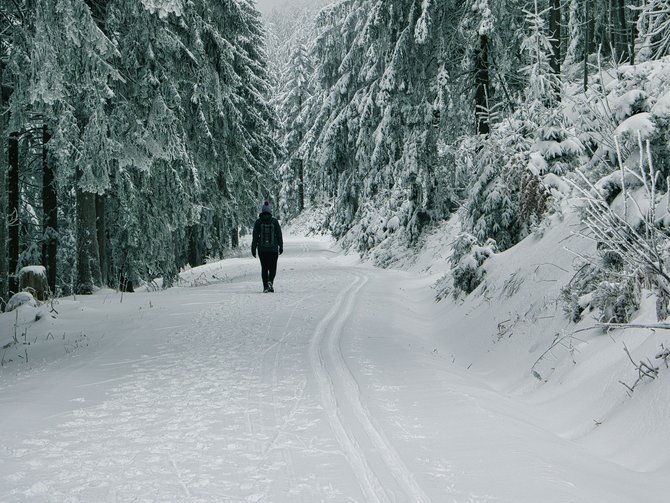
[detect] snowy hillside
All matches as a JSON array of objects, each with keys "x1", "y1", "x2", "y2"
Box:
[{"x1": 423, "y1": 205, "x2": 670, "y2": 475}]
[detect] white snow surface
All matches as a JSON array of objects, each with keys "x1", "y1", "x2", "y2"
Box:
[
  {"x1": 1, "y1": 223, "x2": 667, "y2": 501},
  {"x1": 19, "y1": 266, "x2": 46, "y2": 278},
  {"x1": 651, "y1": 90, "x2": 670, "y2": 118},
  {"x1": 5, "y1": 292, "x2": 37, "y2": 313},
  {"x1": 614, "y1": 112, "x2": 656, "y2": 139}
]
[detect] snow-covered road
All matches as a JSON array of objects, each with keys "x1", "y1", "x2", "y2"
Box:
[{"x1": 0, "y1": 237, "x2": 663, "y2": 502}]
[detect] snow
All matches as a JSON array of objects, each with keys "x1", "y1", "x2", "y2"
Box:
[
  {"x1": 655, "y1": 191, "x2": 670, "y2": 228},
  {"x1": 527, "y1": 151, "x2": 547, "y2": 175},
  {"x1": 414, "y1": 0, "x2": 431, "y2": 44},
  {"x1": 614, "y1": 112, "x2": 656, "y2": 139},
  {"x1": 610, "y1": 186, "x2": 651, "y2": 228},
  {"x1": 1, "y1": 225, "x2": 668, "y2": 501},
  {"x1": 140, "y1": 0, "x2": 184, "y2": 19},
  {"x1": 542, "y1": 173, "x2": 570, "y2": 194},
  {"x1": 651, "y1": 90, "x2": 670, "y2": 118},
  {"x1": 4, "y1": 292, "x2": 37, "y2": 313},
  {"x1": 608, "y1": 89, "x2": 647, "y2": 121},
  {"x1": 386, "y1": 215, "x2": 400, "y2": 231},
  {"x1": 19, "y1": 266, "x2": 46, "y2": 278}
]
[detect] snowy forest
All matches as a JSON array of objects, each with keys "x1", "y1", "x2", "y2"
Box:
[
  {"x1": 2, "y1": 0, "x2": 670, "y2": 316},
  {"x1": 266, "y1": 0, "x2": 670, "y2": 324},
  {"x1": 4, "y1": 0, "x2": 670, "y2": 500},
  {"x1": 0, "y1": 0, "x2": 280, "y2": 300}
]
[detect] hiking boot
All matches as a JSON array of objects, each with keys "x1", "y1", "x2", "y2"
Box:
[{"x1": 268, "y1": 281, "x2": 274, "y2": 292}]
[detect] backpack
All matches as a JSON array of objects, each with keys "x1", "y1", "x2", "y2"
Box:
[{"x1": 259, "y1": 220, "x2": 276, "y2": 249}]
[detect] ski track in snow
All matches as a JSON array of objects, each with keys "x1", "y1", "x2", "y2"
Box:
[{"x1": 309, "y1": 273, "x2": 430, "y2": 503}]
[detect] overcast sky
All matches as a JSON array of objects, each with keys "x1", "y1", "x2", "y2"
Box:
[
  {"x1": 255, "y1": 0, "x2": 292, "y2": 14},
  {"x1": 255, "y1": 0, "x2": 311, "y2": 14}
]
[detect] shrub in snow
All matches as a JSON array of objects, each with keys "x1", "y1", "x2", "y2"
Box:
[
  {"x1": 560, "y1": 263, "x2": 601, "y2": 322},
  {"x1": 519, "y1": 165, "x2": 551, "y2": 233},
  {"x1": 450, "y1": 232, "x2": 496, "y2": 296},
  {"x1": 567, "y1": 142, "x2": 670, "y2": 322},
  {"x1": 593, "y1": 278, "x2": 640, "y2": 324},
  {"x1": 561, "y1": 257, "x2": 640, "y2": 324},
  {"x1": 593, "y1": 169, "x2": 644, "y2": 204},
  {"x1": 5, "y1": 292, "x2": 37, "y2": 313}
]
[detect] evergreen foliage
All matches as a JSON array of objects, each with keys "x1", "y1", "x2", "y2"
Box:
[
  {"x1": 1, "y1": 0, "x2": 277, "y2": 300},
  {"x1": 3, "y1": 0, "x2": 670, "y2": 322}
]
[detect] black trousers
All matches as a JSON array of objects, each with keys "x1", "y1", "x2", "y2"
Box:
[{"x1": 258, "y1": 251, "x2": 279, "y2": 288}]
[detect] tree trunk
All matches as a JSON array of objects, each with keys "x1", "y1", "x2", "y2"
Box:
[
  {"x1": 0, "y1": 60, "x2": 7, "y2": 304},
  {"x1": 76, "y1": 182, "x2": 101, "y2": 294},
  {"x1": 96, "y1": 194, "x2": 108, "y2": 286},
  {"x1": 549, "y1": 0, "x2": 561, "y2": 75},
  {"x1": 616, "y1": 0, "x2": 629, "y2": 62},
  {"x1": 231, "y1": 226, "x2": 239, "y2": 248},
  {"x1": 629, "y1": 0, "x2": 639, "y2": 64},
  {"x1": 475, "y1": 33, "x2": 490, "y2": 135},
  {"x1": 8, "y1": 131, "x2": 19, "y2": 294},
  {"x1": 587, "y1": 1, "x2": 596, "y2": 54},
  {"x1": 0, "y1": 142, "x2": 5, "y2": 303},
  {"x1": 584, "y1": 0, "x2": 591, "y2": 91},
  {"x1": 297, "y1": 158, "x2": 305, "y2": 212},
  {"x1": 42, "y1": 125, "x2": 58, "y2": 296},
  {"x1": 188, "y1": 226, "x2": 203, "y2": 267}
]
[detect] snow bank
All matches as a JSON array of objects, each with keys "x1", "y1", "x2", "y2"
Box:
[{"x1": 402, "y1": 199, "x2": 670, "y2": 477}]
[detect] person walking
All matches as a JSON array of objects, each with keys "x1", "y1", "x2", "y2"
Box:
[{"x1": 251, "y1": 201, "x2": 283, "y2": 292}]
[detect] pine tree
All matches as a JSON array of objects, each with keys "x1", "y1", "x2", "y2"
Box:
[
  {"x1": 637, "y1": 0, "x2": 670, "y2": 60},
  {"x1": 273, "y1": 0, "x2": 479, "y2": 253},
  {"x1": 276, "y1": 42, "x2": 313, "y2": 218},
  {"x1": 2, "y1": 0, "x2": 278, "y2": 294},
  {"x1": 6, "y1": 0, "x2": 121, "y2": 293}
]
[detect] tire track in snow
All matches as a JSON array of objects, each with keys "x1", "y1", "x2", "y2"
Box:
[{"x1": 309, "y1": 273, "x2": 431, "y2": 503}]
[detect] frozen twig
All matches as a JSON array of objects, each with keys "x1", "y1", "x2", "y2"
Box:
[{"x1": 620, "y1": 342, "x2": 659, "y2": 394}]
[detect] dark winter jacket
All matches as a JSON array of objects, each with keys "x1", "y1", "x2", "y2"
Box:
[{"x1": 251, "y1": 213, "x2": 283, "y2": 254}]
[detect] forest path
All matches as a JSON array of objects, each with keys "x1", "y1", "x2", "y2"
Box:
[{"x1": 0, "y1": 237, "x2": 662, "y2": 502}]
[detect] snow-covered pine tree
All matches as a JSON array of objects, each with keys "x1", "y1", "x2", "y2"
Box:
[
  {"x1": 264, "y1": 0, "x2": 336, "y2": 220},
  {"x1": 104, "y1": 0, "x2": 278, "y2": 285},
  {"x1": 276, "y1": 42, "x2": 314, "y2": 219},
  {"x1": 7, "y1": 0, "x2": 122, "y2": 294},
  {"x1": 178, "y1": 0, "x2": 279, "y2": 266},
  {"x1": 3, "y1": 0, "x2": 277, "y2": 294},
  {"x1": 461, "y1": 130, "x2": 526, "y2": 252},
  {"x1": 274, "y1": 0, "x2": 480, "y2": 256},
  {"x1": 516, "y1": 2, "x2": 581, "y2": 229},
  {"x1": 637, "y1": 0, "x2": 670, "y2": 60}
]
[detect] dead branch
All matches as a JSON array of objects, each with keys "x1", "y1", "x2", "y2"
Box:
[{"x1": 598, "y1": 322, "x2": 670, "y2": 331}]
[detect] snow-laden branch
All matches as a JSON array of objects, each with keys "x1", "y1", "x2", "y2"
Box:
[{"x1": 567, "y1": 135, "x2": 670, "y2": 305}]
